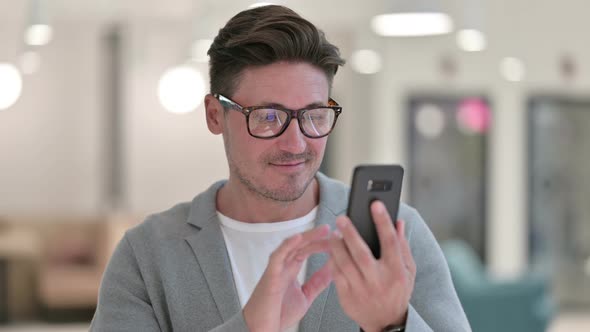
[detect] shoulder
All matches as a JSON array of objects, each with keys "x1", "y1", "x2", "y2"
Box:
[
  {"x1": 316, "y1": 172, "x2": 350, "y2": 215},
  {"x1": 397, "y1": 203, "x2": 447, "y2": 270},
  {"x1": 123, "y1": 200, "x2": 201, "y2": 260},
  {"x1": 398, "y1": 202, "x2": 430, "y2": 242},
  {"x1": 317, "y1": 172, "x2": 349, "y2": 194},
  {"x1": 132, "y1": 201, "x2": 192, "y2": 236},
  {"x1": 398, "y1": 202, "x2": 422, "y2": 229},
  {"x1": 126, "y1": 180, "x2": 225, "y2": 244}
]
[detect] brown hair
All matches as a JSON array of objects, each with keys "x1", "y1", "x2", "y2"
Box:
[{"x1": 207, "y1": 5, "x2": 345, "y2": 97}]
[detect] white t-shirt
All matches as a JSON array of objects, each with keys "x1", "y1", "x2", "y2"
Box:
[{"x1": 218, "y1": 207, "x2": 318, "y2": 332}]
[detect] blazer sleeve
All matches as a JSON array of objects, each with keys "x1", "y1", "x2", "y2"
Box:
[
  {"x1": 90, "y1": 234, "x2": 161, "y2": 331},
  {"x1": 403, "y1": 207, "x2": 472, "y2": 332},
  {"x1": 90, "y1": 233, "x2": 251, "y2": 332}
]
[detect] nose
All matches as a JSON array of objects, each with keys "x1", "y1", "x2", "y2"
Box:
[{"x1": 276, "y1": 118, "x2": 306, "y2": 154}]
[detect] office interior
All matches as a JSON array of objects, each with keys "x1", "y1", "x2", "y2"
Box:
[{"x1": 1, "y1": 0, "x2": 589, "y2": 331}]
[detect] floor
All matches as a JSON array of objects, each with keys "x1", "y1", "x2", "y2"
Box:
[{"x1": 0, "y1": 313, "x2": 589, "y2": 331}]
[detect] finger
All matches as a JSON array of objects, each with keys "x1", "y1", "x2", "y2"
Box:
[
  {"x1": 270, "y1": 233, "x2": 303, "y2": 268},
  {"x1": 279, "y1": 225, "x2": 330, "y2": 277},
  {"x1": 284, "y1": 225, "x2": 330, "y2": 262},
  {"x1": 328, "y1": 258, "x2": 350, "y2": 293},
  {"x1": 294, "y1": 239, "x2": 331, "y2": 259},
  {"x1": 329, "y1": 231, "x2": 364, "y2": 287},
  {"x1": 336, "y1": 216, "x2": 377, "y2": 282},
  {"x1": 371, "y1": 201, "x2": 402, "y2": 266},
  {"x1": 301, "y1": 262, "x2": 333, "y2": 302},
  {"x1": 283, "y1": 239, "x2": 331, "y2": 278},
  {"x1": 299, "y1": 224, "x2": 330, "y2": 243}
]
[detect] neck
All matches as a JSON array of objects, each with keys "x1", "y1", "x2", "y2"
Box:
[{"x1": 216, "y1": 176, "x2": 319, "y2": 223}]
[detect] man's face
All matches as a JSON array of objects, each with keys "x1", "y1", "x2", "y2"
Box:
[{"x1": 212, "y1": 61, "x2": 331, "y2": 202}]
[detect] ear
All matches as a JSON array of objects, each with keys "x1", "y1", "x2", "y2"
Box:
[{"x1": 204, "y1": 94, "x2": 224, "y2": 135}]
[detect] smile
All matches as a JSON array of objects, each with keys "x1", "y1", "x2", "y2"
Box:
[{"x1": 271, "y1": 161, "x2": 305, "y2": 166}]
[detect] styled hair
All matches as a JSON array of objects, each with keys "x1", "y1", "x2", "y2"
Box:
[{"x1": 207, "y1": 5, "x2": 345, "y2": 96}]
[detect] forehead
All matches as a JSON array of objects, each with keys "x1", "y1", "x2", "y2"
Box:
[{"x1": 232, "y1": 61, "x2": 330, "y2": 107}]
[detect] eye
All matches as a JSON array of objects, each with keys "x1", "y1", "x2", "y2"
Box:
[
  {"x1": 306, "y1": 110, "x2": 330, "y2": 121},
  {"x1": 252, "y1": 109, "x2": 282, "y2": 123}
]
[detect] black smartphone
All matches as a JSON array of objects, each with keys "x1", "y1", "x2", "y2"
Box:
[{"x1": 346, "y1": 165, "x2": 404, "y2": 259}]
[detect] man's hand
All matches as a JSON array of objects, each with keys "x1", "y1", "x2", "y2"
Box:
[
  {"x1": 328, "y1": 201, "x2": 416, "y2": 332},
  {"x1": 243, "y1": 225, "x2": 332, "y2": 332}
]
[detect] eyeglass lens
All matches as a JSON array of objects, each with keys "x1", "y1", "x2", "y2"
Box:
[{"x1": 248, "y1": 108, "x2": 335, "y2": 137}]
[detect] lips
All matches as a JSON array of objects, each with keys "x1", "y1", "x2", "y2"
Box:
[{"x1": 271, "y1": 160, "x2": 306, "y2": 166}]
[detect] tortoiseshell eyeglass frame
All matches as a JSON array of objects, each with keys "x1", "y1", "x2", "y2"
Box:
[{"x1": 213, "y1": 93, "x2": 342, "y2": 139}]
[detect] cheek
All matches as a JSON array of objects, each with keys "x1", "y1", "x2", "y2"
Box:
[
  {"x1": 308, "y1": 138, "x2": 327, "y2": 158},
  {"x1": 225, "y1": 114, "x2": 252, "y2": 147},
  {"x1": 227, "y1": 127, "x2": 271, "y2": 164}
]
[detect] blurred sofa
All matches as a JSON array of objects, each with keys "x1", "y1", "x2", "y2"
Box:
[
  {"x1": 441, "y1": 239, "x2": 554, "y2": 332},
  {"x1": 0, "y1": 214, "x2": 141, "y2": 322}
]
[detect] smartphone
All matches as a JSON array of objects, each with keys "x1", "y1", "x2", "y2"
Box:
[{"x1": 346, "y1": 165, "x2": 404, "y2": 259}]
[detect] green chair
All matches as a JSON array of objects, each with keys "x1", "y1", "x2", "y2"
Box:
[{"x1": 441, "y1": 240, "x2": 554, "y2": 332}]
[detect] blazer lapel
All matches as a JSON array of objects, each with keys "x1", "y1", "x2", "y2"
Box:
[
  {"x1": 300, "y1": 173, "x2": 359, "y2": 331},
  {"x1": 298, "y1": 204, "x2": 332, "y2": 332},
  {"x1": 185, "y1": 181, "x2": 241, "y2": 323}
]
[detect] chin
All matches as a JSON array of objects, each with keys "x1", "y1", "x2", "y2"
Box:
[
  {"x1": 261, "y1": 170, "x2": 317, "y2": 202},
  {"x1": 232, "y1": 159, "x2": 319, "y2": 202},
  {"x1": 266, "y1": 189, "x2": 306, "y2": 202},
  {"x1": 263, "y1": 176, "x2": 309, "y2": 201}
]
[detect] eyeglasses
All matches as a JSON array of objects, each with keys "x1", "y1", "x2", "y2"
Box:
[{"x1": 214, "y1": 93, "x2": 342, "y2": 139}]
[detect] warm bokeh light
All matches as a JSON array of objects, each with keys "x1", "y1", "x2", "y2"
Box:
[
  {"x1": 350, "y1": 49, "x2": 383, "y2": 74},
  {"x1": 0, "y1": 63, "x2": 23, "y2": 110},
  {"x1": 248, "y1": 2, "x2": 275, "y2": 8},
  {"x1": 456, "y1": 98, "x2": 491, "y2": 134},
  {"x1": 25, "y1": 24, "x2": 53, "y2": 46},
  {"x1": 416, "y1": 103, "x2": 446, "y2": 138},
  {"x1": 19, "y1": 51, "x2": 42, "y2": 75},
  {"x1": 456, "y1": 29, "x2": 487, "y2": 52},
  {"x1": 500, "y1": 57, "x2": 526, "y2": 82},
  {"x1": 157, "y1": 65, "x2": 206, "y2": 114},
  {"x1": 371, "y1": 13, "x2": 453, "y2": 37}
]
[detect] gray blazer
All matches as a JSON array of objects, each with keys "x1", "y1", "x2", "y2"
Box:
[{"x1": 91, "y1": 173, "x2": 471, "y2": 331}]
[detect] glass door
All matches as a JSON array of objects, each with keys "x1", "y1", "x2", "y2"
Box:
[
  {"x1": 529, "y1": 96, "x2": 590, "y2": 307},
  {"x1": 407, "y1": 95, "x2": 490, "y2": 259}
]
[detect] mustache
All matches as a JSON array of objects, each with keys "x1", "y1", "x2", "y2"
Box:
[{"x1": 266, "y1": 151, "x2": 314, "y2": 164}]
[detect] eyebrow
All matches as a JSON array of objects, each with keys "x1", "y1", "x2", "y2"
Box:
[{"x1": 259, "y1": 101, "x2": 327, "y2": 109}]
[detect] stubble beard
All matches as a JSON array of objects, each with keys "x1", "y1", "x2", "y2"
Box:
[
  {"x1": 235, "y1": 166, "x2": 314, "y2": 202},
  {"x1": 228, "y1": 151, "x2": 319, "y2": 202},
  {"x1": 222, "y1": 126, "x2": 322, "y2": 202}
]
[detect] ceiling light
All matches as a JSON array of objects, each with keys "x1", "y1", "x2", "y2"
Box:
[
  {"x1": 19, "y1": 51, "x2": 41, "y2": 75},
  {"x1": 371, "y1": 12, "x2": 453, "y2": 37},
  {"x1": 25, "y1": 24, "x2": 53, "y2": 46},
  {"x1": 350, "y1": 49, "x2": 383, "y2": 74},
  {"x1": 0, "y1": 63, "x2": 23, "y2": 110},
  {"x1": 456, "y1": 29, "x2": 486, "y2": 52},
  {"x1": 249, "y1": 2, "x2": 275, "y2": 8},
  {"x1": 500, "y1": 57, "x2": 525, "y2": 82},
  {"x1": 158, "y1": 65, "x2": 206, "y2": 114},
  {"x1": 416, "y1": 103, "x2": 446, "y2": 138}
]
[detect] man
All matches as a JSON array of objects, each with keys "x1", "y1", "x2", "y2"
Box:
[{"x1": 91, "y1": 5, "x2": 470, "y2": 332}]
